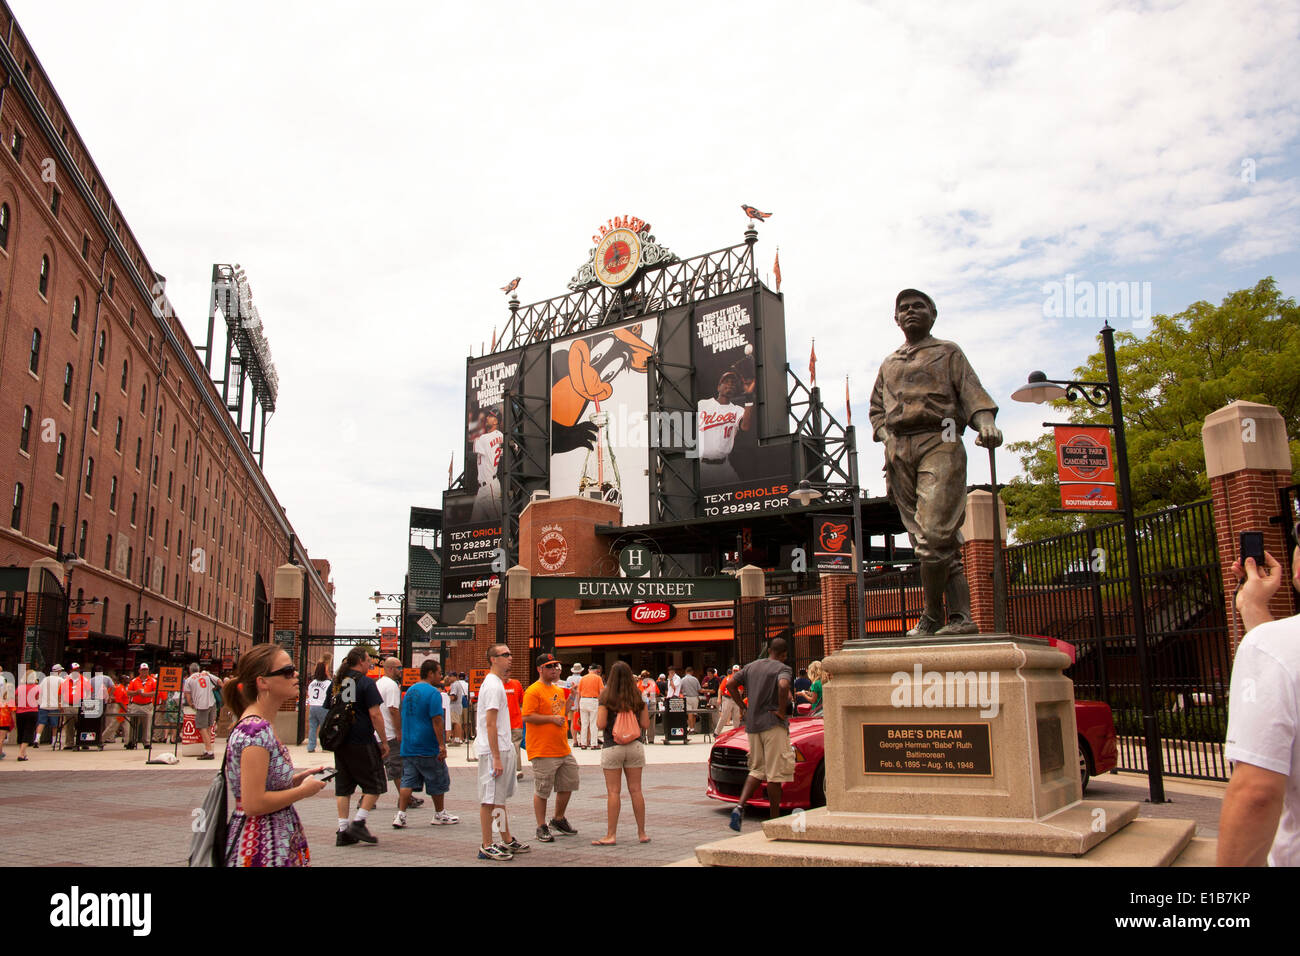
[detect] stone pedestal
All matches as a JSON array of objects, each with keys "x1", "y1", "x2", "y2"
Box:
[{"x1": 694, "y1": 636, "x2": 1205, "y2": 866}]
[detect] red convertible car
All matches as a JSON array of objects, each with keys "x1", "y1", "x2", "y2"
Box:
[{"x1": 707, "y1": 699, "x2": 1118, "y2": 811}]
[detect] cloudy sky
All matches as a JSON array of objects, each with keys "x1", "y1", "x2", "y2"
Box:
[{"x1": 13, "y1": 0, "x2": 1299, "y2": 629}]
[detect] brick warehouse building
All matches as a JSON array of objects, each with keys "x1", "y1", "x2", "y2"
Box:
[{"x1": 0, "y1": 3, "x2": 334, "y2": 680}]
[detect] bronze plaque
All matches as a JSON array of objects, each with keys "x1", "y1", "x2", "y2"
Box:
[
  {"x1": 1037, "y1": 716, "x2": 1064, "y2": 775},
  {"x1": 862, "y1": 723, "x2": 993, "y2": 777}
]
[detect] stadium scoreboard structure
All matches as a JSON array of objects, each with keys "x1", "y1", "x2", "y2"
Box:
[{"x1": 442, "y1": 218, "x2": 857, "y2": 606}]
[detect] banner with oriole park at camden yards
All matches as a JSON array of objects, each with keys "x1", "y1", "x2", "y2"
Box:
[{"x1": 1054, "y1": 424, "x2": 1119, "y2": 511}]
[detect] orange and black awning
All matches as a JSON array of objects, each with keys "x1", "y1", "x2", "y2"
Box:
[{"x1": 556, "y1": 627, "x2": 732, "y2": 648}]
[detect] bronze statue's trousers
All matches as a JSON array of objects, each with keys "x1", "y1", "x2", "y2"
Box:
[{"x1": 884, "y1": 431, "x2": 968, "y2": 568}]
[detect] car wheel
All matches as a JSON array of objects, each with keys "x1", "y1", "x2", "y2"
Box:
[
  {"x1": 810, "y1": 762, "x2": 826, "y2": 808},
  {"x1": 1078, "y1": 738, "x2": 1093, "y2": 793}
]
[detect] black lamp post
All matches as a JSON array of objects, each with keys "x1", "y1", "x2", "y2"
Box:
[
  {"x1": 787, "y1": 424, "x2": 868, "y2": 644},
  {"x1": 371, "y1": 590, "x2": 407, "y2": 664},
  {"x1": 1011, "y1": 320, "x2": 1166, "y2": 803}
]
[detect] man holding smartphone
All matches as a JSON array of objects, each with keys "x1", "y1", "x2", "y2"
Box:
[{"x1": 1219, "y1": 529, "x2": 1300, "y2": 866}]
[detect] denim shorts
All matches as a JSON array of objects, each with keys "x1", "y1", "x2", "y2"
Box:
[{"x1": 400, "y1": 754, "x2": 451, "y2": 795}]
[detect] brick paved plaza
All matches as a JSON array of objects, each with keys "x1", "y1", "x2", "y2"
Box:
[{"x1": 0, "y1": 737, "x2": 1225, "y2": 867}]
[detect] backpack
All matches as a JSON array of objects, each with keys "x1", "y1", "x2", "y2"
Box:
[
  {"x1": 612, "y1": 708, "x2": 640, "y2": 745},
  {"x1": 188, "y1": 738, "x2": 232, "y2": 867},
  {"x1": 318, "y1": 677, "x2": 358, "y2": 752}
]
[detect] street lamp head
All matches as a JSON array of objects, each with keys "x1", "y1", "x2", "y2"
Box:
[
  {"x1": 1011, "y1": 370, "x2": 1068, "y2": 405},
  {"x1": 787, "y1": 479, "x2": 824, "y2": 506}
]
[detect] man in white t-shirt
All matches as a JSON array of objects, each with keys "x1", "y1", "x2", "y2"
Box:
[
  {"x1": 34, "y1": 664, "x2": 66, "y2": 748},
  {"x1": 475, "y1": 645, "x2": 528, "y2": 861},
  {"x1": 449, "y1": 673, "x2": 470, "y2": 744},
  {"x1": 375, "y1": 658, "x2": 405, "y2": 799},
  {"x1": 696, "y1": 371, "x2": 753, "y2": 487},
  {"x1": 182, "y1": 663, "x2": 218, "y2": 759},
  {"x1": 471, "y1": 410, "x2": 504, "y2": 522},
  {"x1": 1220, "y1": 547, "x2": 1300, "y2": 866}
]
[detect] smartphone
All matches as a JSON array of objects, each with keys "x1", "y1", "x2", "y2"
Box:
[
  {"x1": 1240, "y1": 531, "x2": 1265, "y2": 565},
  {"x1": 312, "y1": 768, "x2": 338, "y2": 783}
]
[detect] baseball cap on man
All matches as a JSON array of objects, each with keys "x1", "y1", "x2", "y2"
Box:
[
  {"x1": 51, "y1": 664, "x2": 65, "y2": 673},
  {"x1": 535, "y1": 652, "x2": 562, "y2": 669},
  {"x1": 70, "y1": 663, "x2": 81, "y2": 670},
  {"x1": 139, "y1": 663, "x2": 150, "y2": 670}
]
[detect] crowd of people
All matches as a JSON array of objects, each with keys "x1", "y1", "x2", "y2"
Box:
[{"x1": 0, "y1": 660, "x2": 223, "y2": 758}]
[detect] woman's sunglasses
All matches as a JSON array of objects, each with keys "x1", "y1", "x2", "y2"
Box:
[{"x1": 265, "y1": 665, "x2": 298, "y2": 679}]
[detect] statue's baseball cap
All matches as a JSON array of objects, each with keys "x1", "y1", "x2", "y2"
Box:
[{"x1": 895, "y1": 289, "x2": 936, "y2": 312}]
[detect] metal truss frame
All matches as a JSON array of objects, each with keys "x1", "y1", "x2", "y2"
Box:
[{"x1": 495, "y1": 235, "x2": 759, "y2": 352}]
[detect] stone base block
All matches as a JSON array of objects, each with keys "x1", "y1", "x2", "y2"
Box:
[
  {"x1": 694, "y1": 817, "x2": 1199, "y2": 867},
  {"x1": 761, "y1": 800, "x2": 1141, "y2": 856}
]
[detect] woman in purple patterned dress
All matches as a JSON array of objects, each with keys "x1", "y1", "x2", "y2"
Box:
[{"x1": 221, "y1": 645, "x2": 327, "y2": 867}]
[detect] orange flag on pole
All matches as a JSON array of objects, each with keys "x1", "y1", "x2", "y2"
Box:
[
  {"x1": 448, "y1": 453, "x2": 454, "y2": 488},
  {"x1": 845, "y1": 375, "x2": 852, "y2": 426},
  {"x1": 774, "y1": 248, "x2": 782, "y2": 292},
  {"x1": 809, "y1": 338, "x2": 817, "y2": 385}
]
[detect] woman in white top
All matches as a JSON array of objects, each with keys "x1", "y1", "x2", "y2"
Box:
[{"x1": 305, "y1": 660, "x2": 332, "y2": 753}]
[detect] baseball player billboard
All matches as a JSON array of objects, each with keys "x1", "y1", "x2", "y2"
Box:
[
  {"x1": 441, "y1": 349, "x2": 522, "y2": 604},
  {"x1": 691, "y1": 294, "x2": 792, "y2": 518},
  {"x1": 548, "y1": 317, "x2": 658, "y2": 525}
]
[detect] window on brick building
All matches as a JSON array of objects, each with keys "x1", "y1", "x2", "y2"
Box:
[
  {"x1": 121, "y1": 359, "x2": 128, "y2": 391},
  {"x1": 55, "y1": 434, "x2": 66, "y2": 476},
  {"x1": 71, "y1": 296, "x2": 80, "y2": 333},
  {"x1": 81, "y1": 233, "x2": 90, "y2": 260},
  {"x1": 39, "y1": 255, "x2": 49, "y2": 297},
  {"x1": 77, "y1": 520, "x2": 87, "y2": 558},
  {"x1": 105, "y1": 534, "x2": 112, "y2": 569},
  {"x1": 125, "y1": 547, "x2": 132, "y2": 579},
  {"x1": 10, "y1": 483, "x2": 22, "y2": 530},
  {"x1": 114, "y1": 418, "x2": 123, "y2": 453},
  {"x1": 167, "y1": 471, "x2": 173, "y2": 499},
  {"x1": 107, "y1": 273, "x2": 115, "y2": 298},
  {"x1": 171, "y1": 422, "x2": 176, "y2": 450},
  {"x1": 164, "y1": 518, "x2": 169, "y2": 546},
  {"x1": 0, "y1": 203, "x2": 9, "y2": 251},
  {"x1": 148, "y1": 507, "x2": 154, "y2": 537},
  {"x1": 130, "y1": 493, "x2": 137, "y2": 526},
  {"x1": 151, "y1": 455, "x2": 158, "y2": 485},
  {"x1": 109, "y1": 476, "x2": 117, "y2": 512},
  {"x1": 29, "y1": 329, "x2": 41, "y2": 374},
  {"x1": 50, "y1": 187, "x2": 60, "y2": 217},
  {"x1": 97, "y1": 330, "x2": 105, "y2": 365},
  {"x1": 62, "y1": 363, "x2": 74, "y2": 404},
  {"x1": 140, "y1": 384, "x2": 147, "y2": 414},
  {"x1": 91, "y1": 392, "x2": 99, "y2": 431},
  {"x1": 48, "y1": 503, "x2": 59, "y2": 547},
  {"x1": 135, "y1": 437, "x2": 142, "y2": 469},
  {"x1": 9, "y1": 129, "x2": 21, "y2": 162},
  {"x1": 84, "y1": 457, "x2": 94, "y2": 496},
  {"x1": 20, "y1": 406, "x2": 31, "y2": 453}
]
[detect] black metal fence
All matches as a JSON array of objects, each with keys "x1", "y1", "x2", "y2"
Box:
[
  {"x1": 1006, "y1": 500, "x2": 1230, "y2": 780},
  {"x1": 734, "y1": 589, "x2": 824, "y2": 673},
  {"x1": 848, "y1": 499, "x2": 1233, "y2": 781}
]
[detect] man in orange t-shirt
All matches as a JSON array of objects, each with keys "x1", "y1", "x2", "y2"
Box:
[
  {"x1": 576, "y1": 665, "x2": 604, "y2": 750},
  {"x1": 522, "y1": 653, "x2": 580, "y2": 841},
  {"x1": 504, "y1": 676, "x2": 524, "y2": 781}
]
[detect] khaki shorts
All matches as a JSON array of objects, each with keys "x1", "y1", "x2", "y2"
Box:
[
  {"x1": 600, "y1": 741, "x2": 646, "y2": 770},
  {"x1": 747, "y1": 724, "x2": 795, "y2": 783},
  {"x1": 530, "y1": 754, "x2": 580, "y2": 799}
]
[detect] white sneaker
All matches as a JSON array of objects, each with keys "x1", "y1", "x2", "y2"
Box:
[
  {"x1": 392, "y1": 811, "x2": 407, "y2": 829},
  {"x1": 431, "y1": 810, "x2": 461, "y2": 825}
]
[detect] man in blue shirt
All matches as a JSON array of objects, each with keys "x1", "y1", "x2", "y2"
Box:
[{"x1": 393, "y1": 659, "x2": 460, "y2": 829}]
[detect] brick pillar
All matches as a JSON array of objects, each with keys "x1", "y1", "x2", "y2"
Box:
[
  {"x1": 960, "y1": 489, "x2": 1008, "y2": 634},
  {"x1": 820, "y1": 573, "x2": 854, "y2": 656},
  {"x1": 506, "y1": 565, "x2": 533, "y2": 671},
  {"x1": 273, "y1": 563, "x2": 304, "y2": 743},
  {"x1": 1203, "y1": 401, "x2": 1296, "y2": 654}
]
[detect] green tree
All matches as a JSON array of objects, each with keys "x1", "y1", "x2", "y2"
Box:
[{"x1": 1003, "y1": 278, "x2": 1300, "y2": 540}]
